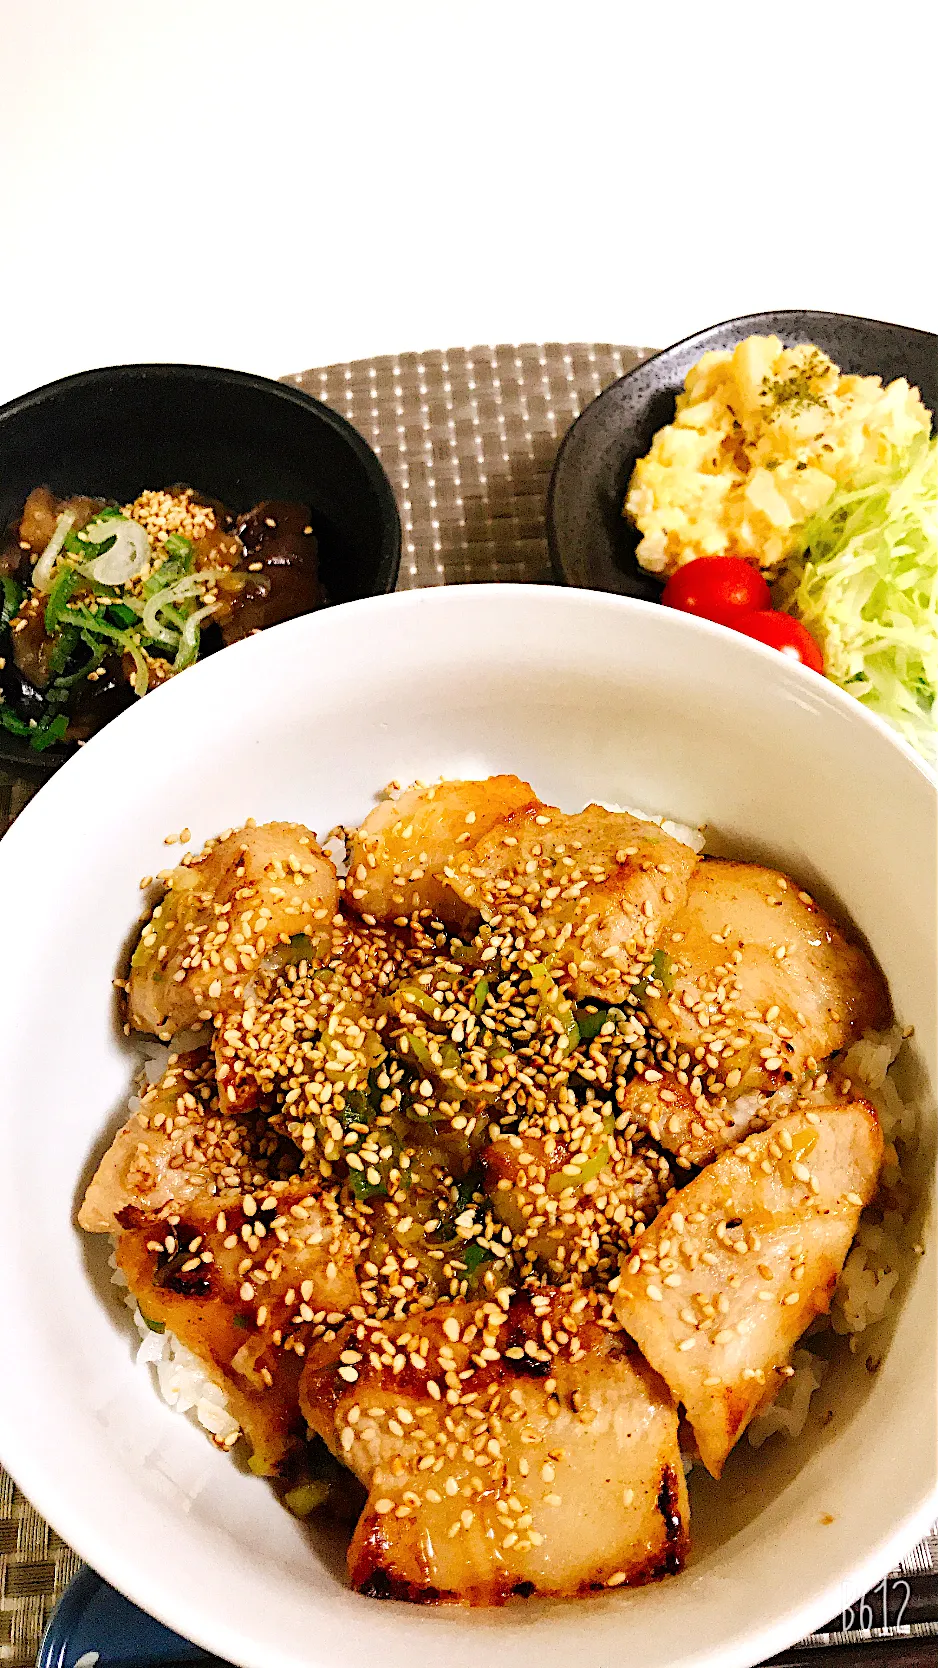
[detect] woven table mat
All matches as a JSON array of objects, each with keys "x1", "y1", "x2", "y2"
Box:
[
  {"x1": 0, "y1": 341, "x2": 935, "y2": 1664},
  {"x1": 288, "y1": 340, "x2": 651, "y2": 588}
]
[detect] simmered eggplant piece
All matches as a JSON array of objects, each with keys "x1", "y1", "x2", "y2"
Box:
[
  {"x1": 18, "y1": 486, "x2": 105, "y2": 554},
  {"x1": 221, "y1": 501, "x2": 326, "y2": 643}
]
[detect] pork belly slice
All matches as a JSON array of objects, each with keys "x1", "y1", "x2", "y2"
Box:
[
  {"x1": 345, "y1": 776, "x2": 537, "y2": 929},
  {"x1": 617, "y1": 1073, "x2": 798, "y2": 1172},
  {"x1": 300, "y1": 1290, "x2": 688, "y2": 1603},
  {"x1": 129, "y1": 822, "x2": 338, "y2": 1036},
  {"x1": 116, "y1": 1179, "x2": 360, "y2": 1476},
  {"x1": 78, "y1": 1050, "x2": 268, "y2": 1233},
  {"x1": 614, "y1": 1099, "x2": 883, "y2": 1477},
  {"x1": 639, "y1": 859, "x2": 889, "y2": 1108},
  {"x1": 482, "y1": 1123, "x2": 673, "y2": 1280},
  {"x1": 447, "y1": 803, "x2": 697, "y2": 1003}
]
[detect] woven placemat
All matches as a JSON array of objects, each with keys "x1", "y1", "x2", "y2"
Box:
[
  {"x1": 0, "y1": 342, "x2": 934, "y2": 1665},
  {"x1": 288, "y1": 340, "x2": 650, "y2": 587}
]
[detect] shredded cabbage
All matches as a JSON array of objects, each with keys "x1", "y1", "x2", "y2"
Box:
[{"x1": 776, "y1": 434, "x2": 937, "y2": 762}]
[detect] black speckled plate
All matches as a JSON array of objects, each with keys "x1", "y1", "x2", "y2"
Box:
[{"x1": 546, "y1": 310, "x2": 938, "y2": 599}]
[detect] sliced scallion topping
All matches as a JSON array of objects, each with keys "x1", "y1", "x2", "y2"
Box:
[
  {"x1": 29, "y1": 713, "x2": 69, "y2": 752},
  {"x1": 1, "y1": 575, "x2": 24, "y2": 629},
  {"x1": 32, "y1": 511, "x2": 77, "y2": 592},
  {"x1": 44, "y1": 565, "x2": 80, "y2": 633},
  {"x1": 0, "y1": 708, "x2": 32, "y2": 738},
  {"x1": 81, "y1": 516, "x2": 151, "y2": 586}
]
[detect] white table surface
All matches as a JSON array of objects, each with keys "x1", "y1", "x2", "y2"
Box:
[{"x1": 0, "y1": 0, "x2": 934, "y2": 409}]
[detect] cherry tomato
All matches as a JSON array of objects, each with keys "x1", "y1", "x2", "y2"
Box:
[
  {"x1": 661, "y1": 556, "x2": 771, "y2": 625},
  {"x1": 733, "y1": 610, "x2": 825, "y2": 673}
]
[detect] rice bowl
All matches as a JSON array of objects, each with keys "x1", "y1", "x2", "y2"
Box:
[{"x1": 0, "y1": 585, "x2": 934, "y2": 1668}]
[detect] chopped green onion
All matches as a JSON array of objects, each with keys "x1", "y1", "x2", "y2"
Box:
[
  {"x1": 162, "y1": 533, "x2": 194, "y2": 561},
  {"x1": 433, "y1": 1166, "x2": 486, "y2": 1241},
  {"x1": 32, "y1": 511, "x2": 76, "y2": 591},
  {"x1": 573, "y1": 1006, "x2": 607, "y2": 1040},
  {"x1": 30, "y1": 713, "x2": 69, "y2": 752},
  {"x1": 342, "y1": 1088, "x2": 373, "y2": 1130},
  {"x1": 107, "y1": 602, "x2": 139, "y2": 629},
  {"x1": 82, "y1": 515, "x2": 151, "y2": 586},
  {"x1": 546, "y1": 1120, "x2": 614, "y2": 1194},
  {"x1": 127, "y1": 643, "x2": 150, "y2": 696},
  {"x1": 402, "y1": 1033, "x2": 434, "y2": 1071},
  {"x1": 460, "y1": 1242, "x2": 494, "y2": 1277},
  {"x1": 284, "y1": 1479, "x2": 330, "y2": 1516},
  {"x1": 448, "y1": 942, "x2": 482, "y2": 966},
  {"x1": 350, "y1": 1168, "x2": 386, "y2": 1200},
  {"x1": 472, "y1": 976, "x2": 489, "y2": 1013},
  {"x1": 55, "y1": 638, "x2": 105, "y2": 686},
  {"x1": 142, "y1": 541, "x2": 195, "y2": 599},
  {"x1": 44, "y1": 566, "x2": 80, "y2": 633},
  {"x1": 141, "y1": 589, "x2": 182, "y2": 648},
  {"x1": 49, "y1": 625, "x2": 80, "y2": 676},
  {"x1": 528, "y1": 962, "x2": 580, "y2": 1053},
  {"x1": 67, "y1": 602, "x2": 132, "y2": 643},
  {"x1": 394, "y1": 982, "x2": 444, "y2": 1021},
  {"x1": 632, "y1": 947, "x2": 675, "y2": 1001},
  {"x1": 173, "y1": 602, "x2": 217, "y2": 671},
  {"x1": 1, "y1": 575, "x2": 24, "y2": 629},
  {"x1": 63, "y1": 529, "x2": 95, "y2": 557},
  {"x1": 0, "y1": 709, "x2": 32, "y2": 738},
  {"x1": 139, "y1": 1311, "x2": 166, "y2": 1334},
  {"x1": 64, "y1": 603, "x2": 150, "y2": 695}
]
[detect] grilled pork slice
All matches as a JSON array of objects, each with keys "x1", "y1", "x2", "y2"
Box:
[
  {"x1": 617, "y1": 1074, "x2": 798, "y2": 1171},
  {"x1": 346, "y1": 776, "x2": 537, "y2": 928},
  {"x1": 483, "y1": 1122, "x2": 673, "y2": 1280},
  {"x1": 447, "y1": 804, "x2": 698, "y2": 1003},
  {"x1": 300, "y1": 1291, "x2": 688, "y2": 1603},
  {"x1": 639, "y1": 859, "x2": 889, "y2": 1115},
  {"x1": 614, "y1": 1100, "x2": 883, "y2": 1478},
  {"x1": 129, "y1": 822, "x2": 338, "y2": 1036},
  {"x1": 78, "y1": 1049, "x2": 274, "y2": 1233},
  {"x1": 116, "y1": 1180, "x2": 360, "y2": 1476}
]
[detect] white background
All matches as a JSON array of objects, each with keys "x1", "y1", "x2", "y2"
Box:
[{"x1": 0, "y1": 0, "x2": 935, "y2": 406}]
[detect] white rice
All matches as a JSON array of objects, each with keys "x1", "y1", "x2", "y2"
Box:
[
  {"x1": 597, "y1": 802, "x2": 707, "y2": 854},
  {"x1": 746, "y1": 1346, "x2": 829, "y2": 1449},
  {"x1": 109, "y1": 1249, "x2": 241, "y2": 1446}
]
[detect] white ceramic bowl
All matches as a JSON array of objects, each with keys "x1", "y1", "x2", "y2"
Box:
[{"x1": 0, "y1": 586, "x2": 934, "y2": 1668}]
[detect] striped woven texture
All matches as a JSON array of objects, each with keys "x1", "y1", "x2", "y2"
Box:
[{"x1": 0, "y1": 342, "x2": 934, "y2": 1664}]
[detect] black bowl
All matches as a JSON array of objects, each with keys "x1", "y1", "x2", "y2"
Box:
[
  {"x1": 0, "y1": 364, "x2": 401, "y2": 778},
  {"x1": 547, "y1": 310, "x2": 938, "y2": 600}
]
